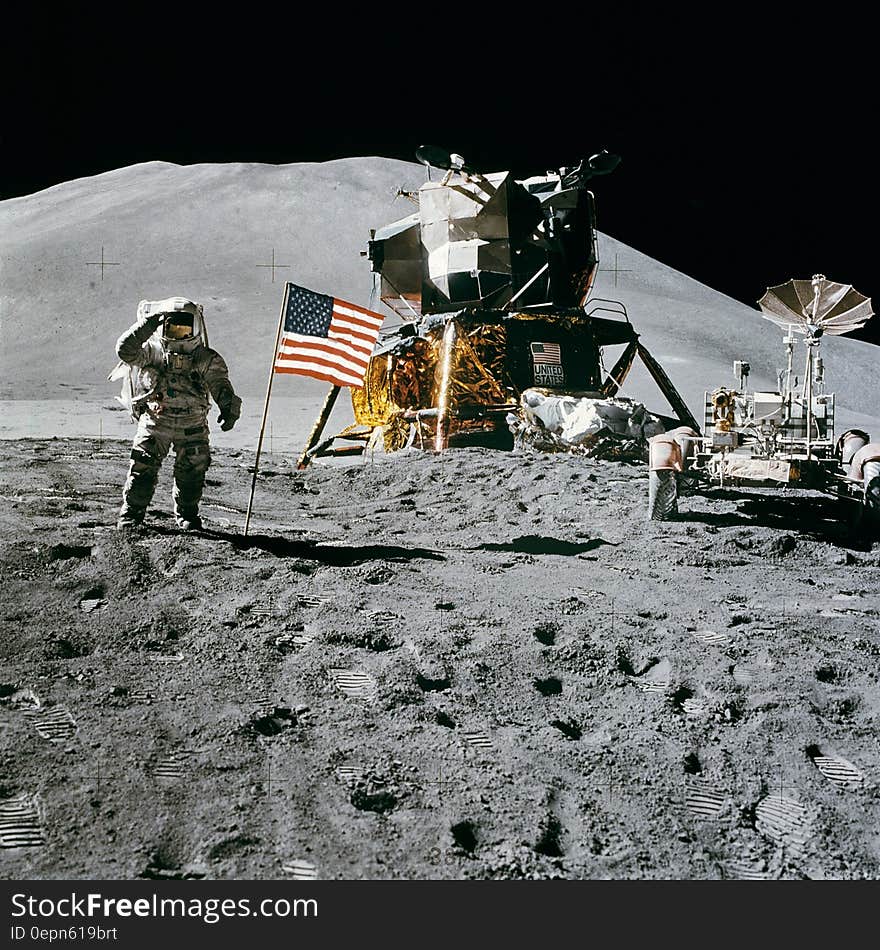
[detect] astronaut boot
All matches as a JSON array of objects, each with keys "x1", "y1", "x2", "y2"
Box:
[
  {"x1": 173, "y1": 495, "x2": 203, "y2": 531},
  {"x1": 173, "y1": 491, "x2": 204, "y2": 531},
  {"x1": 116, "y1": 506, "x2": 146, "y2": 532},
  {"x1": 175, "y1": 512, "x2": 203, "y2": 531}
]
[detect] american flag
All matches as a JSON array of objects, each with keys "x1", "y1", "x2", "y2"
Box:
[
  {"x1": 274, "y1": 282, "x2": 384, "y2": 388},
  {"x1": 530, "y1": 341, "x2": 562, "y2": 365}
]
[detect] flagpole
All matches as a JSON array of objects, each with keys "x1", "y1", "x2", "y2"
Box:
[{"x1": 244, "y1": 283, "x2": 289, "y2": 537}]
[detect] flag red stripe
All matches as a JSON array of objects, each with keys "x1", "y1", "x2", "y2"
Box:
[
  {"x1": 275, "y1": 355, "x2": 365, "y2": 385},
  {"x1": 278, "y1": 337, "x2": 370, "y2": 370},
  {"x1": 275, "y1": 365, "x2": 365, "y2": 388},
  {"x1": 329, "y1": 325, "x2": 377, "y2": 346},
  {"x1": 279, "y1": 333, "x2": 372, "y2": 361},
  {"x1": 329, "y1": 313, "x2": 379, "y2": 335},
  {"x1": 334, "y1": 299, "x2": 385, "y2": 324},
  {"x1": 275, "y1": 350, "x2": 368, "y2": 375},
  {"x1": 332, "y1": 312, "x2": 383, "y2": 331},
  {"x1": 330, "y1": 310, "x2": 381, "y2": 332},
  {"x1": 281, "y1": 330, "x2": 375, "y2": 357},
  {"x1": 275, "y1": 349, "x2": 367, "y2": 377}
]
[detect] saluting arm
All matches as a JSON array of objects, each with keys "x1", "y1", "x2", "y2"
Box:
[{"x1": 116, "y1": 312, "x2": 163, "y2": 365}]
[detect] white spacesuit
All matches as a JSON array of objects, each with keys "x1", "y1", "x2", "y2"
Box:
[{"x1": 115, "y1": 297, "x2": 241, "y2": 531}]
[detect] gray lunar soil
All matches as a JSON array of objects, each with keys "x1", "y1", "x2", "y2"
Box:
[{"x1": 2, "y1": 437, "x2": 880, "y2": 880}]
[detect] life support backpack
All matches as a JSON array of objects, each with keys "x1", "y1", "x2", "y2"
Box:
[{"x1": 108, "y1": 360, "x2": 155, "y2": 423}]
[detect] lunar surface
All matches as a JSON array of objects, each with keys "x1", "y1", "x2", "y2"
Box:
[{"x1": 1, "y1": 437, "x2": 879, "y2": 880}]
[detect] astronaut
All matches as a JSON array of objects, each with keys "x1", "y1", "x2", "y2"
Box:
[{"x1": 115, "y1": 297, "x2": 241, "y2": 531}]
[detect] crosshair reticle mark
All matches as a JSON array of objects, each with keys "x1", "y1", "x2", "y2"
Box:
[
  {"x1": 598, "y1": 252, "x2": 632, "y2": 288},
  {"x1": 255, "y1": 248, "x2": 290, "y2": 283},
  {"x1": 425, "y1": 756, "x2": 452, "y2": 804},
  {"x1": 762, "y1": 751, "x2": 798, "y2": 799},
  {"x1": 86, "y1": 246, "x2": 121, "y2": 281},
  {"x1": 597, "y1": 769, "x2": 622, "y2": 805}
]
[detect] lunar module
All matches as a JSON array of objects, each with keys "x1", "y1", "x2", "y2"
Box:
[
  {"x1": 296, "y1": 147, "x2": 699, "y2": 468},
  {"x1": 647, "y1": 274, "x2": 879, "y2": 527}
]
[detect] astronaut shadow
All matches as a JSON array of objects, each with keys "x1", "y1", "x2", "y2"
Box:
[{"x1": 193, "y1": 526, "x2": 447, "y2": 566}]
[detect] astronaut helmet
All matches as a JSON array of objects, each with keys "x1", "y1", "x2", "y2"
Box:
[{"x1": 155, "y1": 298, "x2": 204, "y2": 353}]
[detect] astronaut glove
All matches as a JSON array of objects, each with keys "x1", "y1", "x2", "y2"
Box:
[
  {"x1": 218, "y1": 414, "x2": 237, "y2": 432},
  {"x1": 139, "y1": 311, "x2": 164, "y2": 330}
]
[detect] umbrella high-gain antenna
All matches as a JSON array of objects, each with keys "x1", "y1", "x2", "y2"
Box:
[{"x1": 758, "y1": 274, "x2": 873, "y2": 458}]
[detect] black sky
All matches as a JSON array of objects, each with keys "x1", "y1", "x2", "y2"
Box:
[{"x1": 4, "y1": 12, "x2": 876, "y2": 341}]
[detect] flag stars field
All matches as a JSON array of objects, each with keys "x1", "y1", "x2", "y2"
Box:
[{"x1": 274, "y1": 283, "x2": 385, "y2": 389}]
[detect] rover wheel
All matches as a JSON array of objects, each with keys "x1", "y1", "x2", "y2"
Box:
[
  {"x1": 840, "y1": 494, "x2": 865, "y2": 534},
  {"x1": 865, "y1": 473, "x2": 880, "y2": 514},
  {"x1": 648, "y1": 469, "x2": 678, "y2": 521},
  {"x1": 863, "y1": 476, "x2": 880, "y2": 539}
]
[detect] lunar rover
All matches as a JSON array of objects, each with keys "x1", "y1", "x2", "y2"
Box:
[
  {"x1": 647, "y1": 274, "x2": 879, "y2": 528},
  {"x1": 296, "y1": 147, "x2": 698, "y2": 468}
]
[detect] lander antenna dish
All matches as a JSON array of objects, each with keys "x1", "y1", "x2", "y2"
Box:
[
  {"x1": 415, "y1": 145, "x2": 474, "y2": 174},
  {"x1": 758, "y1": 274, "x2": 873, "y2": 338}
]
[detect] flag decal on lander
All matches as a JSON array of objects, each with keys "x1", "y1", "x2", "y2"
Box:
[{"x1": 530, "y1": 341, "x2": 564, "y2": 387}]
